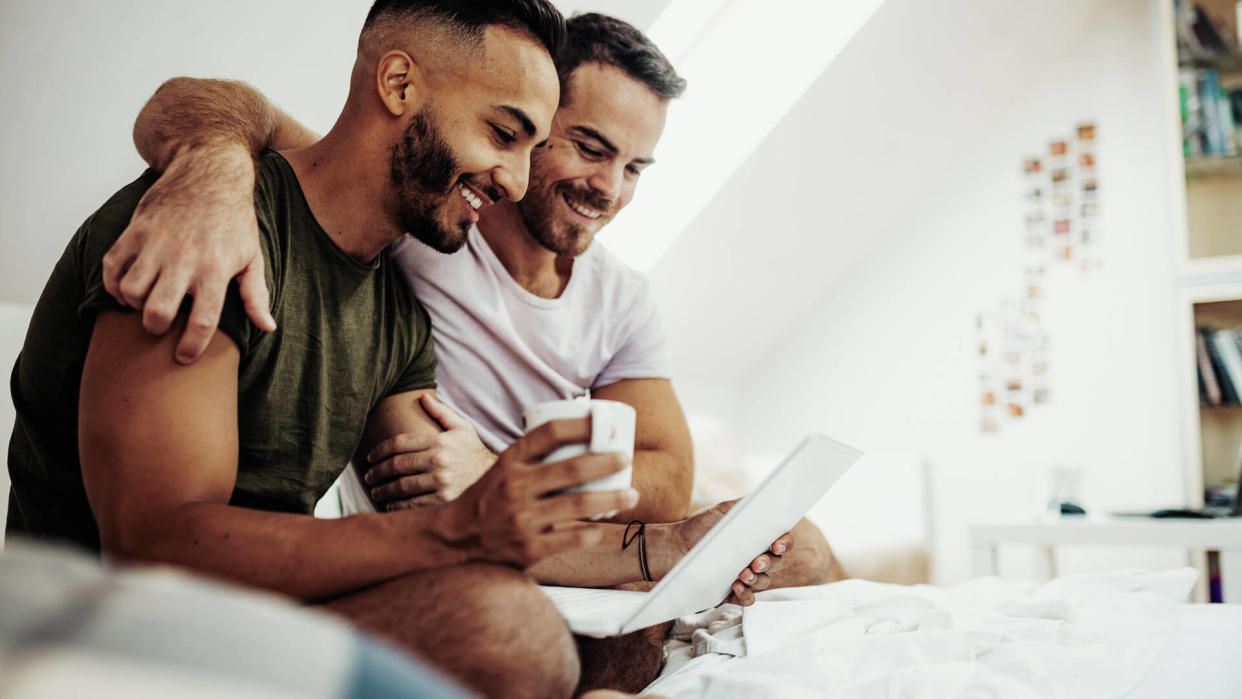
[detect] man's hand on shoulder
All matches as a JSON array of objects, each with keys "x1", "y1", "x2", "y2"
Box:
[
  {"x1": 365, "y1": 394, "x2": 497, "y2": 509},
  {"x1": 103, "y1": 143, "x2": 276, "y2": 365},
  {"x1": 441, "y1": 418, "x2": 640, "y2": 568}
]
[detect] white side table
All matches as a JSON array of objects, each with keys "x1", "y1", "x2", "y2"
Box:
[{"x1": 969, "y1": 517, "x2": 1242, "y2": 602}]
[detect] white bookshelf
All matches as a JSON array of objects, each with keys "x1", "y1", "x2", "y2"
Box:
[{"x1": 1156, "y1": 0, "x2": 1242, "y2": 600}]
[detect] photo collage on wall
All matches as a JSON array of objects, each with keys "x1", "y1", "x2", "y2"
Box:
[{"x1": 978, "y1": 122, "x2": 1100, "y2": 434}]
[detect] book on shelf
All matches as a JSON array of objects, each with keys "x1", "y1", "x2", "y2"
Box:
[
  {"x1": 1175, "y1": 2, "x2": 1242, "y2": 160},
  {"x1": 1198, "y1": 329, "x2": 1224, "y2": 405},
  {"x1": 1200, "y1": 326, "x2": 1242, "y2": 405},
  {"x1": 1180, "y1": 68, "x2": 1242, "y2": 158}
]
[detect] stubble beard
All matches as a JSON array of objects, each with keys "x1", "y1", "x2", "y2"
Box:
[{"x1": 518, "y1": 181, "x2": 611, "y2": 258}]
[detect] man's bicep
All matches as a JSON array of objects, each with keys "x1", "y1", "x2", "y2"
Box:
[{"x1": 80, "y1": 311, "x2": 242, "y2": 554}]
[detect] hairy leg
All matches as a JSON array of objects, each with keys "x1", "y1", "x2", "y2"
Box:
[
  {"x1": 574, "y1": 621, "x2": 672, "y2": 695},
  {"x1": 319, "y1": 563, "x2": 579, "y2": 699}
]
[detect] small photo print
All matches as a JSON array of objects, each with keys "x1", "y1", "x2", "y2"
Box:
[
  {"x1": 1057, "y1": 245, "x2": 1073, "y2": 260},
  {"x1": 1024, "y1": 158, "x2": 1043, "y2": 174},
  {"x1": 1033, "y1": 387, "x2": 1050, "y2": 404},
  {"x1": 1081, "y1": 202, "x2": 1098, "y2": 218},
  {"x1": 1079, "y1": 152, "x2": 1095, "y2": 169},
  {"x1": 1077, "y1": 123, "x2": 1096, "y2": 141},
  {"x1": 1082, "y1": 178, "x2": 1098, "y2": 193},
  {"x1": 1054, "y1": 219, "x2": 1070, "y2": 234},
  {"x1": 1051, "y1": 169, "x2": 1070, "y2": 183},
  {"x1": 1008, "y1": 403, "x2": 1025, "y2": 418},
  {"x1": 1050, "y1": 140, "x2": 1068, "y2": 156}
]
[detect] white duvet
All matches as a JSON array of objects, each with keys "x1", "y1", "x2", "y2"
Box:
[{"x1": 646, "y1": 569, "x2": 1198, "y2": 699}]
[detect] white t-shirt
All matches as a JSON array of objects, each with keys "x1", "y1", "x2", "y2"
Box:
[
  {"x1": 338, "y1": 225, "x2": 671, "y2": 513},
  {"x1": 398, "y1": 225, "x2": 672, "y2": 451}
]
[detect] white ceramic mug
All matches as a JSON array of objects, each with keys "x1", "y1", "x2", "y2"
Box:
[{"x1": 522, "y1": 398, "x2": 636, "y2": 497}]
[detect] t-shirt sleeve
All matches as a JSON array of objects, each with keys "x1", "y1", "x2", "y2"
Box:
[
  {"x1": 75, "y1": 169, "x2": 266, "y2": 357},
  {"x1": 386, "y1": 299, "x2": 439, "y2": 396},
  {"x1": 593, "y1": 275, "x2": 673, "y2": 388}
]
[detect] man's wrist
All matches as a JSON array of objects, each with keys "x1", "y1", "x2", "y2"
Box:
[
  {"x1": 644, "y1": 522, "x2": 680, "y2": 580},
  {"x1": 424, "y1": 497, "x2": 481, "y2": 565}
]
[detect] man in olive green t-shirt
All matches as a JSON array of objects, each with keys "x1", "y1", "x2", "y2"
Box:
[
  {"x1": 3, "y1": 4, "x2": 642, "y2": 697},
  {"x1": 8, "y1": 151, "x2": 443, "y2": 549}
]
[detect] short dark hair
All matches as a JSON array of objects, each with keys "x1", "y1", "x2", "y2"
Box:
[
  {"x1": 556, "y1": 13, "x2": 686, "y2": 103},
  {"x1": 364, "y1": 0, "x2": 566, "y2": 58}
]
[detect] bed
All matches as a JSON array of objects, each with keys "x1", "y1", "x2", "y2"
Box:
[
  {"x1": 643, "y1": 570, "x2": 1242, "y2": 698},
  {"x1": 5, "y1": 543, "x2": 1240, "y2": 698}
]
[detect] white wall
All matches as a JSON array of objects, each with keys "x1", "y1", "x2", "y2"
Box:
[{"x1": 653, "y1": 0, "x2": 1187, "y2": 584}]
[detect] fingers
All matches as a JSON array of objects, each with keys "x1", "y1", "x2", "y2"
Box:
[
  {"x1": 367, "y1": 433, "x2": 435, "y2": 467},
  {"x1": 102, "y1": 232, "x2": 141, "y2": 304},
  {"x1": 770, "y1": 532, "x2": 793, "y2": 556},
  {"x1": 116, "y1": 254, "x2": 161, "y2": 311},
  {"x1": 512, "y1": 418, "x2": 592, "y2": 463},
  {"x1": 371, "y1": 473, "x2": 440, "y2": 503},
  {"x1": 173, "y1": 278, "x2": 228, "y2": 364},
  {"x1": 727, "y1": 581, "x2": 755, "y2": 607},
  {"x1": 737, "y1": 570, "x2": 771, "y2": 592},
  {"x1": 366, "y1": 452, "x2": 434, "y2": 486},
  {"x1": 420, "y1": 393, "x2": 470, "y2": 431},
  {"x1": 238, "y1": 257, "x2": 276, "y2": 332},
  {"x1": 528, "y1": 487, "x2": 638, "y2": 526},
  {"x1": 525, "y1": 452, "x2": 629, "y2": 498}
]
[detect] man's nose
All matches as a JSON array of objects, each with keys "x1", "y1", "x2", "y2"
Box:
[
  {"x1": 587, "y1": 162, "x2": 625, "y2": 202},
  {"x1": 493, "y1": 153, "x2": 530, "y2": 203}
]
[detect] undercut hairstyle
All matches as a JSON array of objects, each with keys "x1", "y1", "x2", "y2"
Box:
[
  {"x1": 556, "y1": 13, "x2": 686, "y2": 104},
  {"x1": 363, "y1": 0, "x2": 565, "y2": 58}
]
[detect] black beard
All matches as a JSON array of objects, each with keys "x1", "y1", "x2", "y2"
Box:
[{"x1": 390, "y1": 108, "x2": 468, "y2": 254}]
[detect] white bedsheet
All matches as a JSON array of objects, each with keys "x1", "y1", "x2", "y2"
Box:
[{"x1": 647, "y1": 569, "x2": 1210, "y2": 698}]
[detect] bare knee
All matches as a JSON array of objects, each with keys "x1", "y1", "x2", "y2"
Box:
[
  {"x1": 451, "y1": 564, "x2": 579, "y2": 699},
  {"x1": 324, "y1": 564, "x2": 578, "y2": 699}
]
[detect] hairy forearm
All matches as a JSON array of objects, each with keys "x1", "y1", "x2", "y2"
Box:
[
  {"x1": 133, "y1": 77, "x2": 279, "y2": 170},
  {"x1": 110, "y1": 502, "x2": 470, "y2": 602}
]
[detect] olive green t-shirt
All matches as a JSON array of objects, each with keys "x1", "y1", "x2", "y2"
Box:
[{"x1": 7, "y1": 151, "x2": 438, "y2": 551}]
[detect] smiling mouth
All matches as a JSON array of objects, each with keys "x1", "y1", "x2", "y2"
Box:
[
  {"x1": 459, "y1": 184, "x2": 486, "y2": 210},
  {"x1": 562, "y1": 192, "x2": 602, "y2": 220}
]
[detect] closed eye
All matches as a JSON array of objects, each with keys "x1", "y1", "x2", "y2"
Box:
[
  {"x1": 575, "y1": 141, "x2": 605, "y2": 159},
  {"x1": 491, "y1": 124, "x2": 516, "y2": 145}
]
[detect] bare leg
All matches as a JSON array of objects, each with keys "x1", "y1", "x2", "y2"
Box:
[
  {"x1": 574, "y1": 620, "x2": 671, "y2": 695},
  {"x1": 320, "y1": 563, "x2": 579, "y2": 699}
]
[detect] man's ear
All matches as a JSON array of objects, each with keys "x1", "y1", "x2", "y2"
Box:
[{"x1": 376, "y1": 50, "x2": 426, "y2": 117}]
